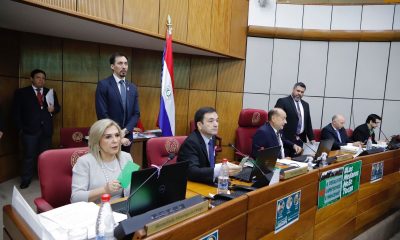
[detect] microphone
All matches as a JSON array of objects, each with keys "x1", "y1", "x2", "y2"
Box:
[
  {"x1": 126, "y1": 153, "x2": 175, "y2": 215},
  {"x1": 379, "y1": 128, "x2": 390, "y2": 142},
  {"x1": 228, "y1": 143, "x2": 249, "y2": 157},
  {"x1": 296, "y1": 136, "x2": 317, "y2": 155}
]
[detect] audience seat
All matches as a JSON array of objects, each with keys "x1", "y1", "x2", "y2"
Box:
[
  {"x1": 34, "y1": 147, "x2": 89, "y2": 213},
  {"x1": 346, "y1": 128, "x2": 354, "y2": 139},
  {"x1": 189, "y1": 120, "x2": 222, "y2": 153},
  {"x1": 235, "y1": 109, "x2": 268, "y2": 159},
  {"x1": 313, "y1": 129, "x2": 322, "y2": 142},
  {"x1": 146, "y1": 136, "x2": 187, "y2": 167},
  {"x1": 60, "y1": 127, "x2": 90, "y2": 148}
]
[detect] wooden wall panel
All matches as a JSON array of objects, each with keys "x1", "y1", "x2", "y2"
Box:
[
  {"x1": 63, "y1": 82, "x2": 97, "y2": 128},
  {"x1": 174, "y1": 89, "x2": 189, "y2": 136},
  {"x1": 63, "y1": 39, "x2": 99, "y2": 83},
  {"x1": 217, "y1": 59, "x2": 245, "y2": 92},
  {"x1": 0, "y1": 154, "x2": 20, "y2": 183},
  {"x1": 123, "y1": 0, "x2": 159, "y2": 34},
  {"x1": 189, "y1": 57, "x2": 218, "y2": 90},
  {"x1": 133, "y1": 49, "x2": 162, "y2": 87},
  {"x1": 0, "y1": 76, "x2": 19, "y2": 155},
  {"x1": 31, "y1": 0, "x2": 76, "y2": 11},
  {"x1": 174, "y1": 53, "x2": 190, "y2": 89},
  {"x1": 77, "y1": 0, "x2": 123, "y2": 24},
  {"x1": 210, "y1": 0, "x2": 232, "y2": 54},
  {"x1": 99, "y1": 44, "x2": 132, "y2": 81},
  {"x1": 0, "y1": 29, "x2": 19, "y2": 77},
  {"x1": 137, "y1": 87, "x2": 160, "y2": 130},
  {"x1": 187, "y1": 90, "x2": 217, "y2": 132},
  {"x1": 159, "y1": 0, "x2": 188, "y2": 42},
  {"x1": 20, "y1": 33, "x2": 62, "y2": 80},
  {"x1": 216, "y1": 92, "x2": 243, "y2": 147},
  {"x1": 187, "y1": 0, "x2": 212, "y2": 49},
  {"x1": 229, "y1": 0, "x2": 248, "y2": 58}
]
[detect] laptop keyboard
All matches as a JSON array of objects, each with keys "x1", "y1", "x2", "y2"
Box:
[{"x1": 232, "y1": 167, "x2": 253, "y2": 182}]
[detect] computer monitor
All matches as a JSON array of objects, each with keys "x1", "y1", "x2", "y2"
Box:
[
  {"x1": 252, "y1": 146, "x2": 281, "y2": 188},
  {"x1": 127, "y1": 161, "x2": 189, "y2": 217},
  {"x1": 293, "y1": 138, "x2": 334, "y2": 162}
]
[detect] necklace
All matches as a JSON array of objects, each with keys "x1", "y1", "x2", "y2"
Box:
[{"x1": 102, "y1": 160, "x2": 117, "y2": 172}]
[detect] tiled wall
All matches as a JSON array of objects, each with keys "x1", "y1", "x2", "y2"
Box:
[{"x1": 244, "y1": 1, "x2": 400, "y2": 138}]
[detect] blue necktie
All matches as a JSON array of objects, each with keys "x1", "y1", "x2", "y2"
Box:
[
  {"x1": 336, "y1": 129, "x2": 342, "y2": 143},
  {"x1": 119, "y1": 80, "x2": 127, "y2": 112},
  {"x1": 208, "y1": 139, "x2": 215, "y2": 168}
]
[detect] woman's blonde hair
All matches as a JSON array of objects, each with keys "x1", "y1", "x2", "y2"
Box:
[{"x1": 88, "y1": 119, "x2": 122, "y2": 162}]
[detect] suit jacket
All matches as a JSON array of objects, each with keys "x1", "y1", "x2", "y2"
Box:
[
  {"x1": 321, "y1": 123, "x2": 350, "y2": 150},
  {"x1": 251, "y1": 122, "x2": 294, "y2": 159},
  {"x1": 177, "y1": 130, "x2": 215, "y2": 184},
  {"x1": 352, "y1": 123, "x2": 376, "y2": 144},
  {"x1": 275, "y1": 96, "x2": 314, "y2": 143},
  {"x1": 95, "y1": 76, "x2": 140, "y2": 137},
  {"x1": 14, "y1": 86, "x2": 60, "y2": 136}
]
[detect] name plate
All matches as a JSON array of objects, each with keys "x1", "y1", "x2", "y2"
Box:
[
  {"x1": 335, "y1": 154, "x2": 353, "y2": 162},
  {"x1": 145, "y1": 200, "x2": 209, "y2": 236}
]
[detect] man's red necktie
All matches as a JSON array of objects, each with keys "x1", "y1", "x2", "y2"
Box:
[{"x1": 36, "y1": 89, "x2": 43, "y2": 106}]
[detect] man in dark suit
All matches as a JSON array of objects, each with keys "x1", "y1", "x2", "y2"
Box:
[
  {"x1": 252, "y1": 108, "x2": 302, "y2": 159},
  {"x1": 95, "y1": 52, "x2": 140, "y2": 152},
  {"x1": 275, "y1": 82, "x2": 314, "y2": 156},
  {"x1": 14, "y1": 69, "x2": 61, "y2": 189},
  {"x1": 321, "y1": 114, "x2": 361, "y2": 150},
  {"x1": 352, "y1": 114, "x2": 381, "y2": 144},
  {"x1": 177, "y1": 107, "x2": 238, "y2": 184}
]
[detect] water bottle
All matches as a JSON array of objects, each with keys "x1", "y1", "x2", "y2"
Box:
[
  {"x1": 320, "y1": 152, "x2": 328, "y2": 167},
  {"x1": 96, "y1": 194, "x2": 115, "y2": 240},
  {"x1": 306, "y1": 156, "x2": 314, "y2": 171},
  {"x1": 366, "y1": 137, "x2": 373, "y2": 150},
  {"x1": 217, "y1": 158, "x2": 229, "y2": 194}
]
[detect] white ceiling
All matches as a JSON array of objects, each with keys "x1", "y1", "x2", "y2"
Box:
[{"x1": 0, "y1": 0, "x2": 224, "y2": 57}]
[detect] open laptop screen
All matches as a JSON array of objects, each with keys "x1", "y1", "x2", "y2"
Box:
[
  {"x1": 252, "y1": 146, "x2": 281, "y2": 188},
  {"x1": 128, "y1": 161, "x2": 189, "y2": 217}
]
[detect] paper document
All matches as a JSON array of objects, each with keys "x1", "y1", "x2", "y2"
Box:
[
  {"x1": 45, "y1": 89, "x2": 54, "y2": 106},
  {"x1": 302, "y1": 142, "x2": 319, "y2": 156},
  {"x1": 118, "y1": 160, "x2": 140, "y2": 188}
]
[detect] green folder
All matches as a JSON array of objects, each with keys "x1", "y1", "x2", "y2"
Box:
[{"x1": 118, "y1": 161, "x2": 140, "y2": 188}]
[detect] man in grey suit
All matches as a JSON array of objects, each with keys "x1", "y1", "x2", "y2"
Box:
[
  {"x1": 275, "y1": 82, "x2": 314, "y2": 157},
  {"x1": 95, "y1": 52, "x2": 140, "y2": 152}
]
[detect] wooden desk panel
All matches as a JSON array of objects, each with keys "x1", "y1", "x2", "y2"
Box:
[
  {"x1": 315, "y1": 192, "x2": 358, "y2": 223},
  {"x1": 3, "y1": 205, "x2": 39, "y2": 240}
]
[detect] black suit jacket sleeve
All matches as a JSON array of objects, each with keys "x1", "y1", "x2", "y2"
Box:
[
  {"x1": 177, "y1": 131, "x2": 214, "y2": 184},
  {"x1": 321, "y1": 124, "x2": 349, "y2": 150},
  {"x1": 352, "y1": 123, "x2": 376, "y2": 144}
]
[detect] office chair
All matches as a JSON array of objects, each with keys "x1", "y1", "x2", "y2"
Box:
[
  {"x1": 146, "y1": 136, "x2": 187, "y2": 166},
  {"x1": 60, "y1": 127, "x2": 90, "y2": 148}
]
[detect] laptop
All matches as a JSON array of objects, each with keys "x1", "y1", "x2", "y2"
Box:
[
  {"x1": 292, "y1": 138, "x2": 334, "y2": 162},
  {"x1": 111, "y1": 161, "x2": 189, "y2": 217},
  {"x1": 232, "y1": 146, "x2": 281, "y2": 185}
]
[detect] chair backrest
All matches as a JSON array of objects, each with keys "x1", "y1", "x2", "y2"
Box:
[
  {"x1": 346, "y1": 128, "x2": 354, "y2": 138},
  {"x1": 313, "y1": 129, "x2": 322, "y2": 142},
  {"x1": 60, "y1": 127, "x2": 90, "y2": 148},
  {"x1": 235, "y1": 109, "x2": 268, "y2": 157},
  {"x1": 37, "y1": 147, "x2": 89, "y2": 209},
  {"x1": 146, "y1": 136, "x2": 187, "y2": 167}
]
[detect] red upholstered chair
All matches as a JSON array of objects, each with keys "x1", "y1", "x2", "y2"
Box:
[
  {"x1": 235, "y1": 109, "x2": 268, "y2": 159},
  {"x1": 60, "y1": 127, "x2": 90, "y2": 148},
  {"x1": 189, "y1": 120, "x2": 222, "y2": 153},
  {"x1": 313, "y1": 129, "x2": 322, "y2": 142},
  {"x1": 146, "y1": 136, "x2": 187, "y2": 167},
  {"x1": 34, "y1": 147, "x2": 89, "y2": 213},
  {"x1": 346, "y1": 128, "x2": 354, "y2": 139}
]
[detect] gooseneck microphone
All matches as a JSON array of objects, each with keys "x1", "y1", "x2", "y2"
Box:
[
  {"x1": 228, "y1": 143, "x2": 249, "y2": 157},
  {"x1": 126, "y1": 153, "x2": 175, "y2": 215},
  {"x1": 379, "y1": 128, "x2": 390, "y2": 142},
  {"x1": 296, "y1": 136, "x2": 317, "y2": 155}
]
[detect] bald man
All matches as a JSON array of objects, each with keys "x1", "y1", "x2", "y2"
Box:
[
  {"x1": 321, "y1": 114, "x2": 361, "y2": 150},
  {"x1": 252, "y1": 108, "x2": 302, "y2": 159}
]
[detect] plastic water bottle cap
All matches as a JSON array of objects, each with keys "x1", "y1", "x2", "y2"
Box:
[{"x1": 101, "y1": 193, "x2": 111, "y2": 202}]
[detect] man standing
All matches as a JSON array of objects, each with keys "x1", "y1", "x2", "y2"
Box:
[
  {"x1": 352, "y1": 114, "x2": 382, "y2": 144},
  {"x1": 177, "y1": 107, "x2": 239, "y2": 184},
  {"x1": 95, "y1": 52, "x2": 140, "y2": 152},
  {"x1": 321, "y1": 114, "x2": 361, "y2": 150},
  {"x1": 252, "y1": 108, "x2": 302, "y2": 159},
  {"x1": 275, "y1": 82, "x2": 314, "y2": 156},
  {"x1": 14, "y1": 69, "x2": 61, "y2": 189}
]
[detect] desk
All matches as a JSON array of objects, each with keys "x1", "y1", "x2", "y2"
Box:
[{"x1": 4, "y1": 149, "x2": 400, "y2": 240}]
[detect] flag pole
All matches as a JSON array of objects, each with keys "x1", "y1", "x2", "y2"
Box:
[{"x1": 166, "y1": 15, "x2": 173, "y2": 35}]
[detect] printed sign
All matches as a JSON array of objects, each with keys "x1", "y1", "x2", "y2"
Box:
[
  {"x1": 200, "y1": 230, "x2": 218, "y2": 240},
  {"x1": 275, "y1": 190, "x2": 301, "y2": 233},
  {"x1": 318, "y1": 168, "x2": 343, "y2": 209},
  {"x1": 371, "y1": 161, "x2": 384, "y2": 183},
  {"x1": 342, "y1": 160, "x2": 362, "y2": 197}
]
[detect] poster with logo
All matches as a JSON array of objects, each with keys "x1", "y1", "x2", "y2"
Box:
[
  {"x1": 200, "y1": 230, "x2": 218, "y2": 240},
  {"x1": 342, "y1": 160, "x2": 362, "y2": 197},
  {"x1": 318, "y1": 167, "x2": 343, "y2": 209},
  {"x1": 371, "y1": 161, "x2": 384, "y2": 183},
  {"x1": 275, "y1": 190, "x2": 301, "y2": 233}
]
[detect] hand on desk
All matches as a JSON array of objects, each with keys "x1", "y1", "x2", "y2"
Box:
[{"x1": 293, "y1": 144, "x2": 302, "y2": 155}]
